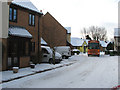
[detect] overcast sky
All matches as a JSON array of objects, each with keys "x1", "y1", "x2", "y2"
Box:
[{"x1": 31, "y1": 0, "x2": 119, "y2": 41}]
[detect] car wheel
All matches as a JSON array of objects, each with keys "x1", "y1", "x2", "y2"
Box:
[
  {"x1": 62, "y1": 55, "x2": 66, "y2": 59},
  {"x1": 49, "y1": 59, "x2": 53, "y2": 64}
]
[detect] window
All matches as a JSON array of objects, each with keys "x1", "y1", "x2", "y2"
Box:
[
  {"x1": 29, "y1": 14, "x2": 32, "y2": 25},
  {"x1": 9, "y1": 8, "x2": 12, "y2": 21},
  {"x1": 29, "y1": 14, "x2": 35, "y2": 26},
  {"x1": 42, "y1": 48, "x2": 49, "y2": 54},
  {"x1": 31, "y1": 42, "x2": 35, "y2": 52},
  {"x1": 13, "y1": 9, "x2": 17, "y2": 21},
  {"x1": 118, "y1": 38, "x2": 120, "y2": 42},
  {"x1": 9, "y1": 7, "x2": 17, "y2": 22},
  {"x1": 88, "y1": 43, "x2": 100, "y2": 49}
]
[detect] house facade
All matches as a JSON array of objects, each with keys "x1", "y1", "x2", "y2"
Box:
[
  {"x1": 114, "y1": 28, "x2": 120, "y2": 52},
  {"x1": 71, "y1": 37, "x2": 89, "y2": 53},
  {"x1": 0, "y1": 1, "x2": 9, "y2": 71},
  {"x1": 42, "y1": 12, "x2": 67, "y2": 48},
  {"x1": 99, "y1": 41, "x2": 109, "y2": 52},
  {"x1": 65, "y1": 27, "x2": 71, "y2": 43},
  {"x1": 2, "y1": 0, "x2": 43, "y2": 70}
]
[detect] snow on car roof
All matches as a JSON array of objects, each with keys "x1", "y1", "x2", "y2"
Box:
[
  {"x1": 114, "y1": 28, "x2": 120, "y2": 37},
  {"x1": 9, "y1": 26, "x2": 32, "y2": 38},
  {"x1": 72, "y1": 49, "x2": 80, "y2": 52},
  {"x1": 12, "y1": 0, "x2": 43, "y2": 14},
  {"x1": 41, "y1": 46, "x2": 52, "y2": 53},
  {"x1": 71, "y1": 37, "x2": 84, "y2": 46},
  {"x1": 55, "y1": 46, "x2": 70, "y2": 48}
]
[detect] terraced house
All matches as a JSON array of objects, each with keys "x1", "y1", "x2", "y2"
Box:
[
  {"x1": 42, "y1": 12, "x2": 67, "y2": 48},
  {"x1": 114, "y1": 28, "x2": 120, "y2": 52},
  {"x1": 2, "y1": 0, "x2": 43, "y2": 70}
]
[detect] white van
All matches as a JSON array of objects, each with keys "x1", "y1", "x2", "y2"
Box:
[
  {"x1": 54, "y1": 46, "x2": 71, "y2": 59},
  {"x1": 41, "y1": 46, "x2": 62, "y2": 64}
]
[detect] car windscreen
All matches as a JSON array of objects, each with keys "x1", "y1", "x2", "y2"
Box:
[{"x1": 88, "y1": 43, "x2": 100, "y2": 49}]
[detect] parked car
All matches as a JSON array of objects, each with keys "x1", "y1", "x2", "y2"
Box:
[
  {"x1": 41, "y1": 46, "x2": 62, "y2": 64},
  {"x1": 54, "y1": 46, "x2": 71, "y2": 59},
  {"x1": 72, "y1": 49, "x2": 80, "y2": 55}
]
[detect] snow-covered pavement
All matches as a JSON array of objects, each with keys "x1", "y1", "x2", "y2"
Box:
[{"x1": 2, "y1": 54, "x2": 118, "y2": 88}]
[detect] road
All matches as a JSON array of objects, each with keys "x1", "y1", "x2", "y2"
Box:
[{"x1": 2, "y1": 54, "x2": 118, "y2": 88}]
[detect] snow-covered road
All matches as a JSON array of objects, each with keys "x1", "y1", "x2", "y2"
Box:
[{"x1": 2, "y1": 54, "x2": 118, "y2": 88}]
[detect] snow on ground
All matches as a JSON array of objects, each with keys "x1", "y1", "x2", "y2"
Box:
[
  {"x1": 1, "y1": 53, "x2": 118, "y2": 88},
  {"x1": 1, "y1": 58, "x2": 76, "y2": 82}
]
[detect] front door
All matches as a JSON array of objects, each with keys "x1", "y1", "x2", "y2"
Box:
[
  {"x1": 84, "y1": 46, "x2": 86, "y2": 53},
  {"x1": 8, "y1": 38, "x2": 19, "y2": 69}
]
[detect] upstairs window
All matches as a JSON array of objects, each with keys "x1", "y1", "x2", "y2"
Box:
[
  {"x1": 29, "y1": 14, "x2": 35, "y2": 26},
  {"x1": 9, "y1": 7, "x2": 17, "y2": 22}
]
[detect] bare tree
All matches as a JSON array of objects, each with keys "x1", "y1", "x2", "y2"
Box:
[
  {"x1": 81, "y1": 28, "x2": 88, "y2": 39},
  {"x1": 41, "y1": 14, "x2": 67, "y2": 65},
  {"x1": 81, "y1": 26, "x2": 107, "y2": 41}
]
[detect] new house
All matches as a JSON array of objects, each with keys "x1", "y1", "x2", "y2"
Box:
[
  {"x1": 114, "y1": 28, "x2": 120, "y2": 52},
  {"x1": 41, "y1": 12, "x2": 67, "y2": 48},
  {"x1": 71, "y1": 37, "x2": 89, "y2": 53},
  {"x1": 2, "y1": 0, "x2": 43, "y2": 70}
]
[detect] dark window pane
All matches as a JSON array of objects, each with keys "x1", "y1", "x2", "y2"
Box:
[
  {"x1": 32, "y1": 15, "x2": 35, "y2": 25},
  {"x1": 9, "y1": 8, "x2": 12, "y2": 21},
  {"x1": 88, "y1": 43, "x2": 99, "y2": 49},
  {"x1": 32, "y1": 42, "x2": 35, "y2": 52},
  {"x1": 29, "y1": 14, "x2": 32, "y2": 25},
  {"x1": 13, "y1": 9, "x2": 17, "y2": 21}
]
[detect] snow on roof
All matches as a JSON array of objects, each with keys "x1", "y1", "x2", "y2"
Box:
[
  {"x1": 114, "y1": 28, "x2": 120, "y2": 37},
  {"x1": 65, "y1": 27, "x2": 71, "y2": 34},
  {"x1": 99, "y1": 41, "x2": 108, "y2": 47},
  {"x1": 12, "y1": 0, "x2": 43, "y2": 14},
  {"x1": 71, "y1": 37, "x2": 84, "y2": 46},
  {"x1": 84, "y1": 39, "x2": 90, "y2": 45},
  {"x1": 41, "y1": 38, "x2": 47, "y2": 45},
  {"x1": 9, "y1": 27, "x2": 32, "y2": 38}
]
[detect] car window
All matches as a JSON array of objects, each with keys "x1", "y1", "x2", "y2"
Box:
[{"x1": 42, "y1": 48, "x2": 49, "y2": 54}]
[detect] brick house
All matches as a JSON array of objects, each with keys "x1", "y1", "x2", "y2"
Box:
[
  {"x1": 114, "y1": 28, "x2": 120, "y2": 52},
  {"x1": 99, "y1": 41, "x2": 108, "y2": 52},
  {"x1": 71, "y1": 37, "x2": 89, "y2": 53},
  {"x1": 65, "y1": 27, "x2": 71, "y2": 43},
  {"x1": 41, "y1": 12, "x2": 67, "y2": 48},
  {"x1": 2, "y1": 0, "x2": 43, "y2": 70}
]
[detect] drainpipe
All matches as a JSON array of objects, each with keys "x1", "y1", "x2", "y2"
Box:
[{"x1": 38, "y1": 14, "x2": 40, "y2": 63}]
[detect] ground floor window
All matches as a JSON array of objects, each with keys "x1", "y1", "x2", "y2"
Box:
[
  {"x1": 31, "y1": 42, "x2": 35, "y2": 52},
  {"x1": 8, "y1": 37, "x2": 30, "y2": 57}
]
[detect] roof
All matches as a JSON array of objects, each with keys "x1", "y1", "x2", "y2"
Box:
[
  {"x1": 12, "y1": 0, "x2": 43, "y2": 14},
  {"x1": 71, "y1": 37, "x2": 84, "y2": 46},
  {"x1": 9, "y1": 27, "x2": 32, "y2": 38},
  {"x1": 99, "y1": 41, "x2": 108, "y2": 47},
  {"x1": 84, "y1": 39, "x2": 90, "y2": 45},
  {"x1": 41, "y1": 38, "x2": 47, "y2": 45},
  {"x1": 114, "y1": 28, "x2": 120, "y2": 37},
  {"x1": 65, "y1": 27, "x2": 71, "y2": 34}
]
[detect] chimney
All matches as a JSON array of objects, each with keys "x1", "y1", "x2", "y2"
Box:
[{"x1": 40, "y1": 10, "x2": 42, "y2": 13}]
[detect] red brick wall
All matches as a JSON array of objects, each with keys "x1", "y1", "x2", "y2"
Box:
[
  {"x1": 42, "y1": 12, "x2": 67, "y2": 48},
  {"x1": 9, "y1": 6, "x2": 42, "y2": 55},
  {"x1": 20, "y1": 57, "x2": 30, "y2": 68}
]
